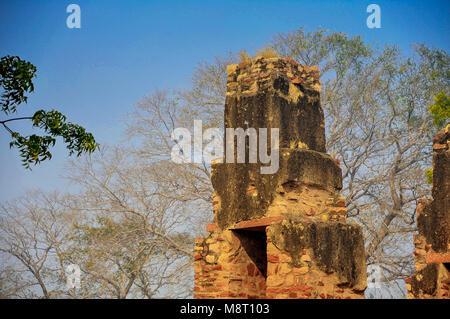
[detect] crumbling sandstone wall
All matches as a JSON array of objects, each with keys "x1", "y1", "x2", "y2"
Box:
[
  {"x1": 194, "y1": 56, "x2": 367, "y2": 299},
  {"x1": 407, "y1": 125, "x2": 450, "y2": 299},
  {"x1": 265, "y1": 219, "x2": 366, "y2": 299}
]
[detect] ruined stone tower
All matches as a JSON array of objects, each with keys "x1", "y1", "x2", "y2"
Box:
[
  {"x1": 193, "y1": 56, "x2": 367, "y2": 299},
  {"x1": 407, "y1": 125, "x2": 450, "y2": 299}
]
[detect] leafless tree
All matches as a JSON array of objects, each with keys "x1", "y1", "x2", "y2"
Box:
[
  {"x1": 1, "y1": 28, "x2": 448, "y2": 299},
  {"x1": 0, "y1": 191, "x2": 78, "y2": 298},
  {"x1": 61, "y1": 145, "x2": 196, "y2": 298}
]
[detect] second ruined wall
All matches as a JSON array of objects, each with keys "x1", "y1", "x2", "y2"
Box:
[{"x1": 407, "y1": 125, "x2": 450, "y2": 299}]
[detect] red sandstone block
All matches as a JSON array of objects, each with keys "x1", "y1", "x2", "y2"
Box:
[
  {"x1": 291, "y1": 76, "x2": 303, "y2": 84},
  {"x1": 405, "y1": 277, "x2": 412, "y2": 283},
  {"x1": 335, "y1": 200, "x2": 346, "y2": 207},
  {"x1": 288, "y1": 292, "x2": 297, "y2": 298},
  {"x1": 194, "y1": 253, "x2": 202, "y2": 261},
  {"x1": 206, "y1": 223, "x2": 218, "y2": 232},
  {"x1": 203, "y1": 265, "x2": 211, "y2": 271},
  {"x1": 267, "y1": 255, "x2": 279, "y2": 263},
  {"x1": 303, "y1": 292, "x2": 312, "y2": 297},
  {"x1": 266, "y1": 288, "x2": 280, "y2": 293},
  {"x1": 212, "y1": 265, "x2": 222, "y2": 271},
  {"x1": 433, "y1": 143, "x2": 447, "y2": 150},
  {"x1": 246, "y1": 186, "x2": 257, "y2": 195},
  {"x1": 297, "y1": 285, "x2": 313, "y2": 291},
  {"x1": 425, "y1": 252, "x2": 450, "y2": 264},
  {"x1": 220, "y1": 292, "x2": 237, "y2": 297},
  {"x1": 194, "y1": 286, "x2": 201, "y2": 291},
  {"x1": 336, "y1": 289, "x2": 344, "y2": 293},
  {"x1": 217, "y1": 237, "x2": 224, "y2": 241},
  {"x1": 283, "y1": 57, "x2": 298, "y2": 67},
  {"x1": 320, "y1": 293, "x2": 326, "y2": 299},
  {"x1": 247, "y1": 263, "x2": 256, "y2": 276},
  {"x1": 233, "y1": 216, "x2": 284, "y2": 230},
  {"x1": 416, "y1": 204, "x2": 424, "y2": 214},
  {"x1": 204, "y1": 288, "x2": 220, "y2": 293},
  {"x1": 258, "y1": 281, "x2": 266, "y2": 291}
]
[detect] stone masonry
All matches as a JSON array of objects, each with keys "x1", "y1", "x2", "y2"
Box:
[
  {"x1": 193, "y1": 56, "x2": 367, "y2": 299},
  {"x1": 406, "y1": 124, "x2": 450, "y2": 299}
]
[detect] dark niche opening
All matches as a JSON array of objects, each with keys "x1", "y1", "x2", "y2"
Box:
[{"x1": 233, "y1": 229, "x2": 267, "y2": 278}]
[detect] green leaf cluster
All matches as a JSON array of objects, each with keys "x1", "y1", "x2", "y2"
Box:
[
  {"x1": 0, "y1": 55, "x2": 37, "y2": 114},
  {"x1": 425, "y1": 168, "x2": 433, "y2": 185},
  {"x1": 1, "y1": 55, "x2": 98, "y2": 169},
  {"x1": 9, "y1": 109, "x2": 98, "y2": 169},
  {"x1": 428, "y1": 92, "x2": 450, "y2": 129}
]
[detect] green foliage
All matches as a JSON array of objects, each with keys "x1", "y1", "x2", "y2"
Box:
[
  {"x1": 0, "y1": 56, "x2": 37, "y2": 114},
  {"x1": 1, "y1": 56, "x2": 98, "y2": 169},
  {"x1": 9, "y1": 109, "x2": 98, "y2": 169},
  {"x1": 425, "y1": 168, "x2": 433, "y2": 185},
  {"x1": 428, "y1": 92, "x2": 450, "y2": 129}
]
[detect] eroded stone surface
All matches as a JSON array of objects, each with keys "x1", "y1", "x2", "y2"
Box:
[
  {"x1": 212, "y1": 148, "x2": 342, "y2": 229},
  {"x1": 267, "y1": 218, "x2": 367, "y2": 291},
  {"x1": 194, "y1": 56, "x2": 366, "y2": 299},
  {"x1": 407, "y1": 124, "x2": 450, "y2": 299}
]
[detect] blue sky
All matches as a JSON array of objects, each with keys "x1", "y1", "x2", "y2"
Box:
[{"x1": 0, "y1": 0, "x2": 449, "y2": 202}]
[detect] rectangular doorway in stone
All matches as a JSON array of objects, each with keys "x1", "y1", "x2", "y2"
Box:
[{"x1": 232, "y1": 229, "x2": 267, "y2": 298}]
